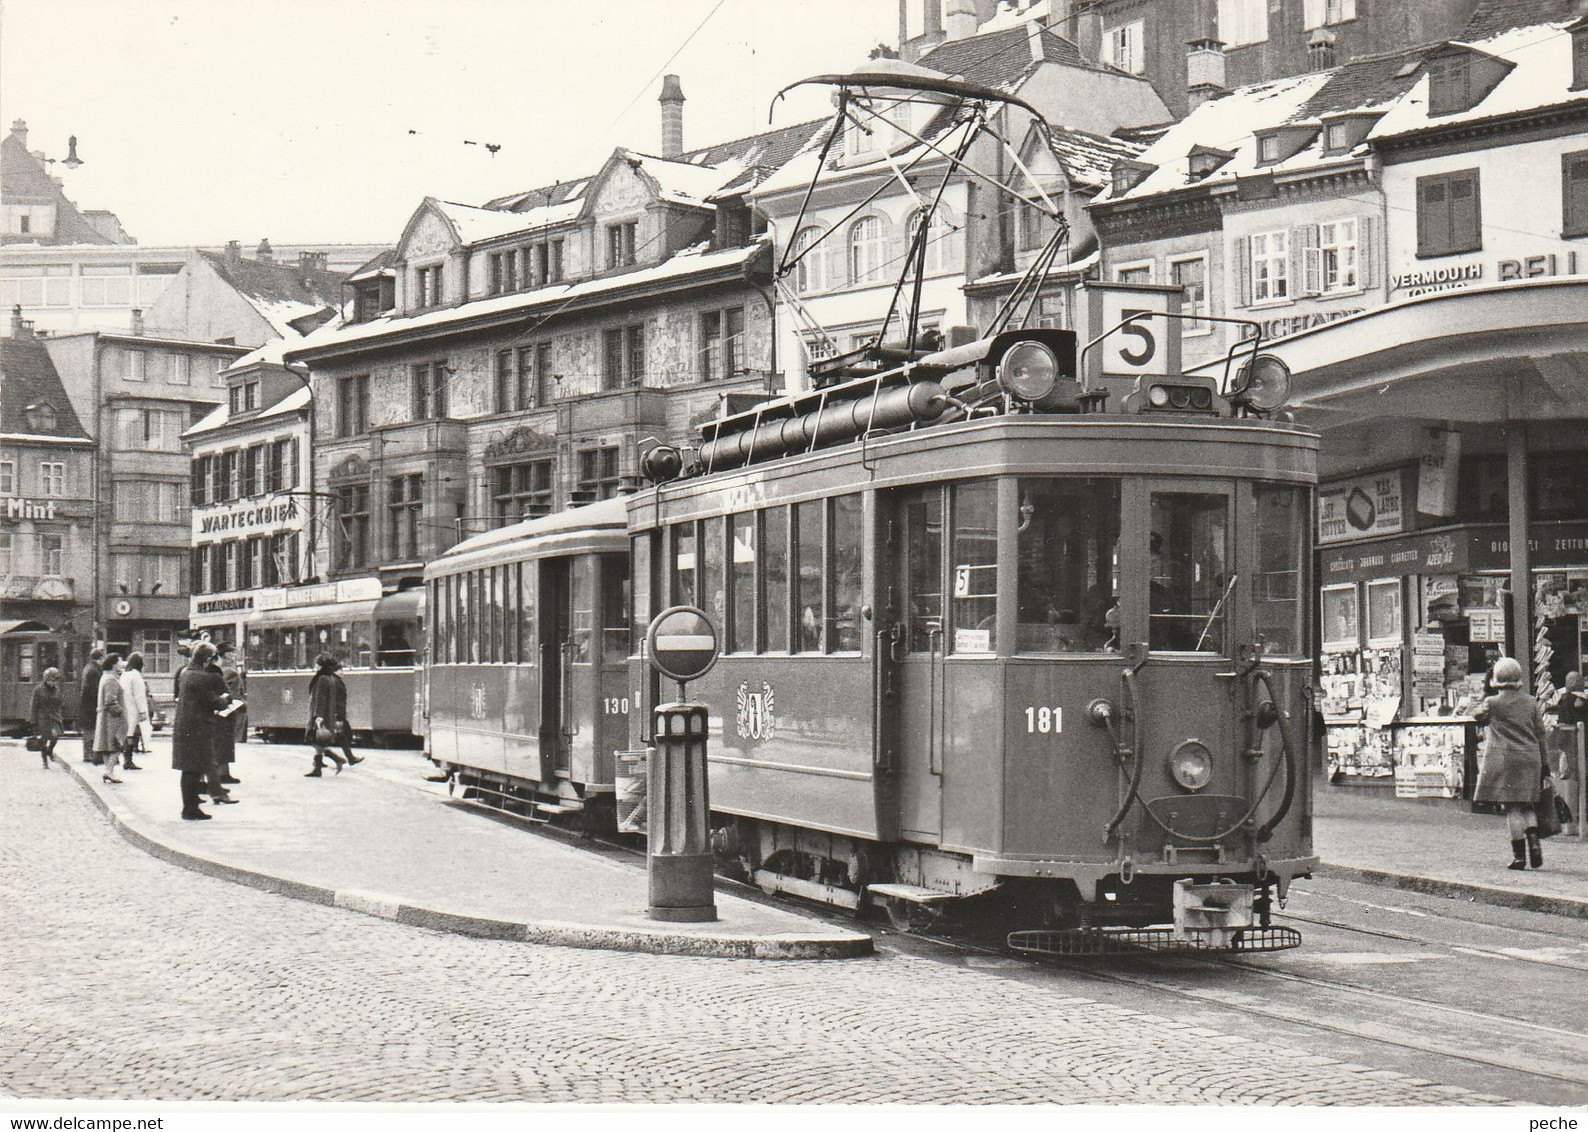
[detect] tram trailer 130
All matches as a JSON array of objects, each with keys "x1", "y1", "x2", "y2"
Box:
[{"x1": 423, "y1": 328, "x2": 1320, "y2": 953}]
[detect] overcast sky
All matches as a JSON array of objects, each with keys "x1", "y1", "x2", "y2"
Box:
[{"x1": 0, "y1": 0, "x2": 899, "y2": 247}]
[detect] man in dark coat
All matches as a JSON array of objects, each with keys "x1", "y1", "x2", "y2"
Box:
[
  {"x1": 213, "y1": 642, "x2": 242, "y2": 786},
  {"x1": 78, "y1": 647, "x2": 105, "y2": 764},
  {"x1": 171, "y1": 641, "x2": 232, "y2": 821}
]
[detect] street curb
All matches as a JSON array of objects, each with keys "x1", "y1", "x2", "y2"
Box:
[
  {"x1": 54, "y1": 755, "x2": 873, "y2": 960},
  {"x1": 1316, "y1": 862, "x2": 1588, "y2": 920}
]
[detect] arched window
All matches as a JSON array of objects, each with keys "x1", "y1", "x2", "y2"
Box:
[
  {"x1": 909, "y1": 207, "x2": 953, "y2": 274},
  {"x1": 791, "y1": 226, "x2": 824, "y2": 294},
  {"x1": 848, "y1": 216, "x2": 887, "y2": 286}
]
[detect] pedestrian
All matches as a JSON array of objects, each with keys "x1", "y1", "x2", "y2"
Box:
[
  {"x1": 1549, "y1": 671, "x2": 1585, "y2": 780},
  {"x1": 230, "y1": 652, "x2": 249, "y2": 746},
  {"x1": 29, "y1": 667, "x2": 64, "y2": 769},
  {"x1": 78, "y1": 647, "x2": 105, "y2": 764},
  {"x1": 171, "y1": 640, "x2": 232, "y2": 821},
  {"x1": 93, "y1": 654, "x2": 127, "y2": 784},
  {"x1": 213, "y1": 642, "x2": 243, "y2": 787},
  {"x1": 1473, "y1": 657, "x2": 1553, "y2": 870},
  {"x1": 120, "y1": 651, "x2": 151, "y2": 771},
  {"x1": 304, "y1": 653, "x2": 360, "y2": 776}
]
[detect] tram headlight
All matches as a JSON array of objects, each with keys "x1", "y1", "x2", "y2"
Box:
[
  {"x1": 997, "y1": 341, "x2": 1060, "y2": 402},
  {"x1": 1168, "y1": 740, "x2": 1214, "y2": 792},
  {"x1": 1230, "y1": 354, "x2": 1292, "y2": 413}
]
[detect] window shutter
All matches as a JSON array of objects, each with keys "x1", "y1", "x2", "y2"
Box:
[
  {"x1": 1297, "y1": 224, "x2": 1321, "y2": 296},
  {"x1": 1564, "y1": 152, "x2": 1588, "y2": 236},
  {"x1": 1358, "y1": 215, "x2": 1378, "y2": 289},
  {"x1": 1451, "y1": 170, "x2": 1480, "y2": 251},
  {"x1": 1233, "y1": 236, "x2": 1251, "y2": 307},
  {"x1": 1417, "y1": 177, "x2": 1443, "y2": 255}
]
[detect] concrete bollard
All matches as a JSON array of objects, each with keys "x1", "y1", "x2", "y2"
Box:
[{"x1": 646, "y1": 702, "x2": 716, "y2": 922}]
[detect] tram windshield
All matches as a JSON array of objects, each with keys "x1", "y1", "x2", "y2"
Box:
[
  {"x1": 1017, "y1": 478, "x2": 1121, "y2": 654},
  {"x1": 1149, "y1": 492, "x2": 1231, "y2": 654}
]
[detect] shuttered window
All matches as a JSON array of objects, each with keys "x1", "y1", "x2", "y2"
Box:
[
  {"x1": 1416, "y1": 169, "x2": 1481, "y2": 257},
  {"x1": 1564, "y1": 150, "x2": 1588, "y2": 238}
]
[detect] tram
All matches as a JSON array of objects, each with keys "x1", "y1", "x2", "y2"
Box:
[
  {"x1": 241, "y1": 587, "x2": 426, "y2": 745},
  {"x1": 1, "y1": 620, "x2": 86, "y2": 734}
]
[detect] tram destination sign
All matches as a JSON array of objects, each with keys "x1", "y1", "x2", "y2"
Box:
[{"x1": 646, "y1": 606, "x2": 719, "y2": 685}]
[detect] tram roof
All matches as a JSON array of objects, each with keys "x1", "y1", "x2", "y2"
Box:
[{"x1": 426, "y1": 497, "x2": 629, "y2": 578}]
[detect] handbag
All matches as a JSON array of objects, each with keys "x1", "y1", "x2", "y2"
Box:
[
  {"x1": 1537, "y1": 779, "x2": 1565, "y2": 839},
  {"x1": 25, "y1": 735, "x2": 41, "y2": 752},
  {"x1": 314, "y1": 725, "x2": 336, "y2": 747}
]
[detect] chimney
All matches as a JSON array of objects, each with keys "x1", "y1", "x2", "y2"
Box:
[
  {"x1": 1186, "y1": 38, "x2": 1228, "y2": 110},
  {"x1": 659, "y1": 74, "x2": 685, "y2": 159},
  {"x1": 10, "y1": 304, "x2": 29, "y2": 339},
  {"x1": 256, "y1": 237, "x2": 274, "y2": 262},
  {"x1": 130, "y1": 308, "x2": 144, "y2": 336},
  {"x1": 9, "y1": 119, "x2": 25, "y2": 148},
  {"x1": 298, "y1": 250, "x2": 328, "y2": 273},
  {"x1": 944, "y1": 0, "x2": 979, "y2": 40},
  {"x1": 224, "y1": 240, "x2": 243, "y2": 273}
]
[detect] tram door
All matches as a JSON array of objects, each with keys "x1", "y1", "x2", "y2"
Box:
[
  {"x1": 882, "y1": 486, "x2": 944, "y2": 841},
  {"x1": 538, "y1": 557, "x2": 573, "y2": 783}
]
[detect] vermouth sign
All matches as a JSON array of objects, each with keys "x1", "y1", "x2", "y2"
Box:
[{"x1": 193, "y1": 496, "x2": 298, "y2": 537}]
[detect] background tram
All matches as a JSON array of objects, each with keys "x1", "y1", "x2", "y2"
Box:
[
  {"x1": 242, "y1": 588, "x2": 426, "y2": 745},
  {"x1": 1, "y1": 620, "x2": 87, "y2": 734},
  {"x1": 422, "y1": 324, "x2": 1320, "y2": 950},
  {"x1": 423, "y1": 502, "x2": 632, "y2": 819}
]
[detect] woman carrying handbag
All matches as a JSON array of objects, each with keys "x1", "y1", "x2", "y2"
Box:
[
  {"x1": 93, "y1": 654, "x2": 127, "y2": 783},
  {"x1": 304, "y1": 653, "x2": 359, "y2": 776},
  {"x1": 29, "y1": 667, "x2": 64, "y2": 769}
]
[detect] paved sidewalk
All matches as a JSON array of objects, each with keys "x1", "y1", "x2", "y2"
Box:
[
  {"x1": 1313, "y1": 783, "x2": 1588, "y2": 918},
  {"x1": 24, "y1": 736, "x2": 871, "y2": 960}
]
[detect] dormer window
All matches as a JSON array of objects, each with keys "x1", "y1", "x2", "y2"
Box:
[
  {"x1": 1424, "y1": 46, "x2": 1512, "y2": 117},
  {"x1": 1111, "y1": 159, "x2": 1155, "y2": 195},
  {"x1": 1325, "y1": 122, "x2": 1350, "y2": 150},
  {"x1": 1187, "y1": 145, "x2": 1234, "y2": 181},
  {"x1": 415, "y1": 264, "x2": 443, "y2": 308},
  {"x1": 24, "y1": 402, "x2": 57, "y2": 433},
  {"x1": 1258, "y1": 134, "x2": 1282, "y2": 163},
  {"x1": 1255, "y1": 124, "x2": 1320, "y2": 166},
  {"x1": 1320, "y1": 112, "x2": 1382, "y2": 155},
  {"x1": 606, "y1": 221, "x2": 638, "y2": 269},
  {"x1": 353, "y1": 277, "x2": 395, "y2": 323}
]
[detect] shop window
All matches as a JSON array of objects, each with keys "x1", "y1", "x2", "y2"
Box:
[
  {"x1": 1456, "y1": 453, "x2": 1508, "y2": 521},
  {"x1": 1322, "y1": 584, "x2": 1361, "y2": 651},
  {"x1": 950, "y1": 481, "x2": 998, "y2": 654},
  {"x1": 794, "y1": 500, "x2": 824, "y2": 653},
  {"x1": 1254, "y1": 484, "x2": 1307, "y2": 657},
  {"x1": 1367, "y1": 579, "x2": 1403, "y2": 644},
  {"x1": 1530, "y1": 451, "x2": 1588, "y2": 521},
  {"x1": 763, "y1": 508, "x2": 790, "y2": 652},
  {"x1": 1149, "y1": 492, "x2": 1231, "y2": 653}
]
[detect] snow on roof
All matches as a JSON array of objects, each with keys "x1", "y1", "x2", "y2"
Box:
[
  {"x1": 287, "y1": 242, "x2": 761, "y2": 359},
  {"x1": 623, "y1": 149, "x2": 748, "y2": 206},
  {"x1": 184, "y1": 384, "x2": 311, "y2": 439},
  {"x1": 750, "y1": 114, "x2": 977, "y2": 199},
  {"x1": 968, "y1": 248, "x2": 1101, "y2": 288},
  {"x1": 1094, "y1": 72, "x2": 1331, "y2": 203},
  {"x1": 1370, "y1": 20, "x2": 1587, "y2": 140},
  {"x1": 1048, "y1": 126, "x2": 1146, "y2": 191}
]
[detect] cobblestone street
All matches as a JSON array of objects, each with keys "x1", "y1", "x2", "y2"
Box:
[{"x1": 0, "y1": 753, "x2": 1495, "y2": 1106}]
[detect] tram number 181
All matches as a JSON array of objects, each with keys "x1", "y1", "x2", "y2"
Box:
[{"x1": 1024, "y1": 706, "x2": 1063, "y2": 734}]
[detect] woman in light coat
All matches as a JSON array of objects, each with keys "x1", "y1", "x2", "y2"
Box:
[
  {"x1": 1474, "y1": 656, "x2": 1553, "y2": 870},
  {"x1": 93, "y1": 654, "x2": 127, "y2": 783},
  {"x1": 120, "y1": 651, "x2": 151, "y2": 770}
]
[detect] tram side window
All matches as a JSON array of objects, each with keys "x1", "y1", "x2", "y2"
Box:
[
  {"x1": 18, "y1": 644, "x2": 33, "y2": 682},
  {"x1": 430, "y1": 582, "x2": 445, "y2": 665},
  {"x1": 950, "y1": 481, "x2": 998, "y2": 654},
  {"x1": 832, "y1": 495, "x2": 863, "y2": 652},
  {"x1": 379, "y1": 620, "x2": 416, "y2": 667},
  {"x1": 729, "y1": 513, "x2": 756, "y2": 653},
  {"x1": 490, "y1": 566, "x2": 506, "y2": 663},
  {"x1": 631, "y1": 535, "x2": 653, "y2": 648},
  {"x1": 1017, "y1": 478, "x2": 1121, "y2": 653},
  {"x1": 519, "y1": 562, "x2": 537, "y2": 664},
  {"x1": 601, "y1": 554, "x2": 630, "y2": 664},
  {"x1": 1149, "y1": 493, "x2": 1231, "y2": 653},
  {"x1": 1254, "y1": 484, "x2": 1306, "y2": 656},
  {"x1": 672, "y1": 523, "x2": 697, "y2": 608},
  {"x1": 463, "y1": 572, "x2": 480, "y2": 663},
  {"x1": 904, "y1": 489, "x2": 943, "y2": 653},
  {"x1": 571, "y1": 557, "x2": 594, "y2": 663},
  {"x1": 764, "y1": 508, "x2": 791, "y2": 652},
  {"x1": 704, "y1": 518, "x2": 727, "y2": 642},
  {"x1": 794, "y1": 500, "x2": 824, "y2": 652},
  {"x1": 256, "y1": 628, "x2": 278, "y2": 671}
]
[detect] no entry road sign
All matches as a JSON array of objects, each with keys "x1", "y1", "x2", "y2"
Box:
[{"x1": 646, "y1": 606, "x2": 719, "y2": 684}]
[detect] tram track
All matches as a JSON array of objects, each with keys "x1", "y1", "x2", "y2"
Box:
[{"x1": 1273, "y1": 909, "x2": 1588, "y2": 972}]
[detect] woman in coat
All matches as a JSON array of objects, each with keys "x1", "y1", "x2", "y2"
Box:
[
  {"x1": 304, "y1": 653, "x2": 354, "y2": 776},
  {"x1": 1474, "y1": 656, "x2": 1553, "y2": 870},
  {"x1": 120, "y1": 651, "x2": 151, "y2": 771},
  {"x1": 93, "y1": 654, "x2": 127, "y2": 783},
  {"x1": 78, "y1": 648, "x2": 104, "y2": 764},
  {"x1": 30, "y1": 667, "x2": 64, "y2": 769},
  {"x1": 171, "y1": 641, "x2": 232, "y2": 821}
]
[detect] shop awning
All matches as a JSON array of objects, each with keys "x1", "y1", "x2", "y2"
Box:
[{"x1": 0, "y1": 619, "x2": 50, "y2": 635}]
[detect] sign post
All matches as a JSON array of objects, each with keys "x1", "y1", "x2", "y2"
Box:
[{"x1": 643, "y1": 606, "x2": 720, "y2": 923}]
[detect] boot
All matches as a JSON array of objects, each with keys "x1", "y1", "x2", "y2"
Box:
[
  {"x1": 344, "y1": 753, "x2": 363, "y2": 766},
  {"x1": 327, "y1": 751, "x2": 346, "y2": 775},
  {"x1": 1508, "y1": 839, "x2": 1526, "y2": 870},
  {"x1": 122, "y1": 753, "x2": 142, "y2": 770},
  {"x1": 305, "y1": 756, "x2": 324, "y2": 778},
  {"x1": 1526, "y1": 828, "x2": 1543, "y2": 869}
]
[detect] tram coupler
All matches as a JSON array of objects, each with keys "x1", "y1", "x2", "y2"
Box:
[{"x1": 1171, "y1": 878, "x2": 1254, "y2": 950}]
